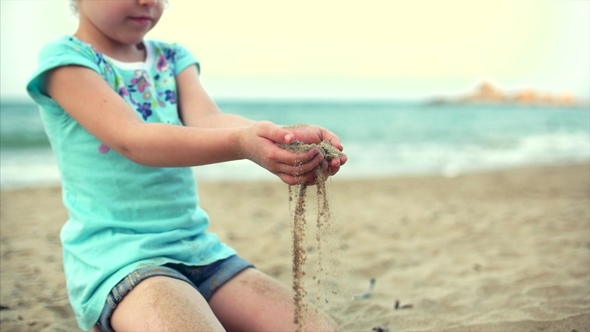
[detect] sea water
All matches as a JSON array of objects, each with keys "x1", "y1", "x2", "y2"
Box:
[{"x1": 1, "y1": 99, "x2": 589, "y2": 189}]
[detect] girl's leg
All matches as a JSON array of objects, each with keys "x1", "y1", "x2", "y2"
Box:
[
  {"x1": 110, "y1": 276, "x2": 225, "y2": 332},
  {"x1": 209, "y1": 268, "x2": 338, "y2": 332}
]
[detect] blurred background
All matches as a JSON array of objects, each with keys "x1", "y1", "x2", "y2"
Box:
[{"x1": 1, "y1": 0, "x2": 589, "y2": 187}]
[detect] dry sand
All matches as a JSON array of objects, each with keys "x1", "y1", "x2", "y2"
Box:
[{"x1": 1, "y1": 163, "x2": 589, "y2": 331}]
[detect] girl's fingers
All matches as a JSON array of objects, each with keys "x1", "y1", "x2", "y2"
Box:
[
  {"x1": 256, "y1": 121, "x2": 294, "y2": 144},
  {"x1": 248, "y1": 122, "x2": 347, "y2": 184},
  {"x1": 274, "y1": 146, "x2": 320, "y2": 167},
  {"x1": 330, "y1": 155, "x2": 346, "y2": 169},
  {"x1": 277, "y1": 170, "x2": 318, "y2": 186},
  {"x1": 277, "y1": 154, "x2": 347, "y2": 185},
  {"x1": 323, "y1": 131, "x2": 344, "y2": 151},
  {"x1": 277, "y1": 152, "x2": 324, "y2": 176},
  {"x1": 275, "y1": 149, "x2": 347, "y2": 179}
]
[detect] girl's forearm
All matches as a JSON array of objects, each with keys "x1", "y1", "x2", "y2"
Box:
[
  {"x1": 120, "y1": 122, "x2": 246, "y2": 167},
  {"x1": 186, "y1": 112, "x2": 256, "y2": 129}
]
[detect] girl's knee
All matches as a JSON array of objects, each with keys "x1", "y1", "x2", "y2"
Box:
[{"x1": 111, "y1": 276, "x2": 225, "y2": 332}]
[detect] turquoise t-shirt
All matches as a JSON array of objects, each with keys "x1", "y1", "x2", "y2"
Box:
[{"x1": 26, "y1": 36, "x2": 236, "y2": 331}]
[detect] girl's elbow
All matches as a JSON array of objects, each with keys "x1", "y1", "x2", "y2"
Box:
[
  {"x1": 111, "y1": 140, "x2": 152, "y2": 166},
  {"x1": 114, "y1": 124, "x2": 155, "y2": 166},
  {"x1": 120, "y1": 147, "x2": 155, "y2": 166}
]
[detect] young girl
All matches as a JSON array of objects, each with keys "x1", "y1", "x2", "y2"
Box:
[{"x1": 26, "y1": 0, "x2": 346, "y2": 331}]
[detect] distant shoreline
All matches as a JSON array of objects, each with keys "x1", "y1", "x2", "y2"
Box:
[{"x1": 427, "y1": 80, "x2": 590, "y2": 109}]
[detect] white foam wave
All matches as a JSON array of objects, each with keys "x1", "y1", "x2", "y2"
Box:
[
  {"x1": 338, "y1": 132, "x2": 590, "y2": 179},
  {"x1": 1, "y1": 133, "x2": 589, "y2": 188}
]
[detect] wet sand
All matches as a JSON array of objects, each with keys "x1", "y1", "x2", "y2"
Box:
[{"x1": 1, "y1": 163, "x2": 589, "y2": 331}]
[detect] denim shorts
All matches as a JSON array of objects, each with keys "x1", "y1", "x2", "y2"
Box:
[{"x1": 96, "y1": 255, "x2": 254, "y2": 332}]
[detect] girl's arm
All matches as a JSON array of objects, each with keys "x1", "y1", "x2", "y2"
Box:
[
  {"x1": 175, "y1": 65, "x2": 347, "y2": 176},
  {"x1": 46, "y1": 65, "x2": 324, "y2": 185},
  {"x1": 176, "y1": 65, "x2": 255, "y2": 128}
]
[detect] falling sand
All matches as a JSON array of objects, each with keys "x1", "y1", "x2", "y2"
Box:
[{"x1": 280, "y1": 139, "x2": 344, "y2": 332}]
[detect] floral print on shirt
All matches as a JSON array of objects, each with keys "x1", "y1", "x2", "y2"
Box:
[
  {"x1": 67, "y1": 37, "x2": 184, "y2": 122},
  {"x1": 66, "y1": 37, "x2": 189, "y2": 154}
]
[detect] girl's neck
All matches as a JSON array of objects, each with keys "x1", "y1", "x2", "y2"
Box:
[{"x1": 74, "y1": 28, "x2": 146, "y2": 63}]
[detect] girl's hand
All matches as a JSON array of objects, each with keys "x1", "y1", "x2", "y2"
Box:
[
  {"x1": 237, "y1": 122, "x2": 347, "y2": 185},
  {"x1": 237, "y1": 121, "x2": 327, "y2": 185},
  {"x1": 283, "y1": 124, "x2": 347, "y2": 178}
]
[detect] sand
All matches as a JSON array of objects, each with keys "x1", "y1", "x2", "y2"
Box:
[
  {"x1": 280, "y1": 139, "x2": 342, "y2": 330},
  {"x1": 1, "y1": 163, "x2": 589, "y2": 331}
]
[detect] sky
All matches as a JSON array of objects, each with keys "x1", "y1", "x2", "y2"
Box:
[{"x1": 1, "y1": 0, "x2": 589, "y2": 101}]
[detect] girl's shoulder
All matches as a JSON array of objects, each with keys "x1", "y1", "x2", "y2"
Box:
[
  {"x1": 28, "y1": 36, "x2": 105, "y2": 105},
  {"x1": 40, "y1": 35, "x2": 101, "y2": 62},
  {"x1": 35, "y1": 35, "x2": 110, "y2": 77},
  {"x1": 146, "y1": 40, "x2": 194, "y2": 63},
  {"x1": 145, "y1": 39, "x2": 200, "y2": 74}
]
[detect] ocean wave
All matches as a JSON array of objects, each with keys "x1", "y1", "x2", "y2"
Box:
[{"x1": 2, "y1": 101, "x2": 589, "y2": 188}]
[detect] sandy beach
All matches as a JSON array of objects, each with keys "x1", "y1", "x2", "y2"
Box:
[{"x1": 1, "y1": 163, "x2": 589, "y2": 331}]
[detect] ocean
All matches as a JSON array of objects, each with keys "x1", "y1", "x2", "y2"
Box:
[{"x1": 1, "y1": 99, "x2": 589, "y2": 189}]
